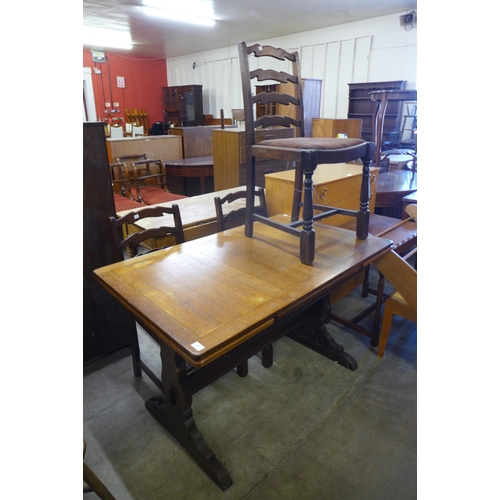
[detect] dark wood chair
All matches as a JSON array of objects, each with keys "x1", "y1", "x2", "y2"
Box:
[
  {"x1": 214, "y1": 188, "x2": 267, "y2": 232},
  {"x1": 214, "y1": 187, "x2": 272, "y2": 375},
  {"x1": 131, "y1": 158, "x2": 187, "y2": 205},
  {"x1": 238, "y1": 41, "x2": 375, "y2": 264},
  {"x1": 109, "y1": 205, "x2": 185, "y2": 380}
]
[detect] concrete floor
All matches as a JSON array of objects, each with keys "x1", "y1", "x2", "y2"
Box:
[{"x1": 83, "y1": 273, "x2": 417, "y2": 500}]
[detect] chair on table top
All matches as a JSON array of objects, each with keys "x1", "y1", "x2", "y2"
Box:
[
  {"x1": 109, "y1": 123, "x2": 124, "y2": 138},
  {"x1": 238, "y1": 41, "x2": 374, "y2": 264},
  {"x1": 131, "y1": 158, "x2": 187, "y2": 205},
  {"x1": 214, "y1": 187, "x2": 272, "y2": 376},
  {"x1": 109, "y1": 205, "x2": 185, "y2": 379},
  {"x1": 214, "y1": 188, "x2": 267, "y2": 232},
  {"x1": 109, "y1": 162, "x2": 145, "y2": 213},
  {"x1": 83, "y1": 440, "x2": 117, "y2": 499},
  {"x1": 376, "y1": 204, "x2": 417, "y2": 358}
]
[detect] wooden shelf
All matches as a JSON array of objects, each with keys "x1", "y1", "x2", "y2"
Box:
[{"x1": 347, "y1": 81, "x2": 406, "y2": 143}]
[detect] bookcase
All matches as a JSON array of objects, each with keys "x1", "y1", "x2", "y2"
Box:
[{"x1": 347, "y1": 81, "x2": 406, "y2": 143}]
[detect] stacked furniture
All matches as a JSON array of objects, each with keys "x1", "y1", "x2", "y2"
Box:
[{"x1": 238, "y1": 41, "x2": 374, "y2": 264}]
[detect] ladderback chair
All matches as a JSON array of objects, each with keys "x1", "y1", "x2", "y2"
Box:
[
  {"x1": 109, "y1": 205, "x2": 185, "y2": 380},
  {"x1": 109, "y1": 162, "x2": 146, "y2": 213},
  {"x1": 213, "y1": 187, "x2": 273, "y2": 375},
  {"x1": 131, "y1": 158, "x2": 187, "y2": 205},
  {"x1": 214, "y1": 188, "x2": 267, "y2": 232},
  {"x1": 238, "y1": 41, "x2": 375, "y2": 264}
]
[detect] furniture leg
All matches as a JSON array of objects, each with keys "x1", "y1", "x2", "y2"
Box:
[
  {"x1": 377, "y1": 297, "x2": 395, "y2": 358},
  {"x1": 145, "y1": 341, "x2": 233, "y2": 491},
  {"x1": 261, "y1": 344, "x2": 273, "y2": 368},
  {"x1": 236, "y1": 360, "x2": 249, "y2": 377},
  {"x1": 361, "y1": 266, "x2": 371, "y2": 298},
  {"x1": 125, "y1": 314, "x2": 142, "y2": 378},
  {"x1": 245, "y1": 157, "x2": 257, "y2": 238},
  {"x1": 291, "y1": 161, "x2": 302, "y2": 222},
  {"x1": 300, "y1": 159, "x2": 316, "y2": 265},
  {"x1": 356, "y1": 158, "x2": 371, "y2": 240},
  {"x1": 287, "y1": 296, "x2": 358, "y2": 371},
  {"x1": 370, "y1": 271, "x2": 386, "y2": 347}
]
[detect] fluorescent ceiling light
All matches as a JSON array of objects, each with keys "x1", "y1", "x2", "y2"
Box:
[
  {"x1": 142, "y1": 0, "x2": 215, "y2": 27},
  {"x1": 83, "y1": 27, "x2": 133, "y2": 50}
]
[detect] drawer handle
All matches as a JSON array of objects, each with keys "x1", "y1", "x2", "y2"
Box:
[
  {"x1": 371, "y1": 174, "x2": 377, "y2": 184},
  {"x1": 320, "y1": 187, "x2": 328, "y2": 200}
]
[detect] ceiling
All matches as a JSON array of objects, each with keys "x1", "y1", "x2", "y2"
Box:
[{"x1": 83, "y1": 0, "x2": 417, "y2": 59}]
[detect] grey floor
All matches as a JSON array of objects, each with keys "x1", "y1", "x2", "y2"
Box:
[{"x1": 83, "y1": 270, "x2": 417, "y2": 500}]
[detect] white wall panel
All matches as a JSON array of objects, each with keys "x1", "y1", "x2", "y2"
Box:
[{"x1": 166, "y1": 12, "x2": 417, "y2": 120}]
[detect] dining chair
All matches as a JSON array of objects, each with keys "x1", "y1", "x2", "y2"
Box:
[
  {"x1": 109, "y1": 162, "x2": 146, "y2": 213},
  {"x1": 238, "y1": 41, "x2": 375, "y2": 264},
  {"x1": 132, "y1": 123, "x2": 145, "y2": 136},
  {"x1": 214, "y1": 188, "x2": 267, "y2": 232},
  {"x1": 213, "y1": 187, "x2": 272, "y2": 375},
  {"x1": 109, "y1": 205, "x2": 185, "y2": 379},
  {"x1": 131, "y1": 158, "x2": 187, "y2": 205},
  {"x1": 109, "y1": 123, "x2": 124, "y2": 138},
  {"x1": 376, "y1": 204, "x2": 417, "y2": 357}
]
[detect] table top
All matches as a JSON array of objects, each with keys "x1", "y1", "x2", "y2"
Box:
[
  {"x1": 163, "y1": 156, "x2": 214, "y2": 167},
  {"x1": 376, "y1": 169, "x2": 417, "y2": 195},
  {"x1": 94, "y1": 218, "x2": 392, "y2": 368},
  {"x1": 117, "y1": 186, "x2": 248, "y2": 230}
]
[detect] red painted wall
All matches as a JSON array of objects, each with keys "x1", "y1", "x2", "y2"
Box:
[{"x1": 83, "y1": 49, "x2": 167, "y2": 128}]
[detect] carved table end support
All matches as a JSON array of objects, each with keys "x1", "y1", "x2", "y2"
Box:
[
  {"x1": 287, "y1": 297, "x2": 358, "y2": 371},
  {"x1": 145, "y1": 344, "x2": 233, "y2": 491}
]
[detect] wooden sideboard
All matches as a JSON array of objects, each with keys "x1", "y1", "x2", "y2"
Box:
[
  {"x1": 265, "y1": 163, "x2": 379, "y2": 227},
  {"x1": 106, "y1": 135, "x2": 183, "y2": 164},
  {"x1": 212, "y1": 127, "x2": 295, "y2": 191}
]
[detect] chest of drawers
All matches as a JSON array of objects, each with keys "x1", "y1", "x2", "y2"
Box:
[{"x1": 265, "y1": 163, "x2": 379, "y2": 227}]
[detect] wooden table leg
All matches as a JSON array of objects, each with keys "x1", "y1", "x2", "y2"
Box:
[
  {"x1": 145, "y1": 341, "x2": 233, "y2": 491},
  {"x1": 287, "y1": 296, "x2": 358, "y2": 371},
  {"x1": 199, "y1": 170, "x2": 206, "y2": 194}
]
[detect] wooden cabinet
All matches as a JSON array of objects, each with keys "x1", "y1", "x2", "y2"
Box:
[
  {"x1": 83, "y1": 122, "x2": 136, "y2": 364},
  {"x1": 347, "y1": 81, "x2": 406, "y2": 142},
  {"x1": 212, "y1": 127, "x2": 295, "y2": 191},
  {"x1": 162, "y1": 85, "x2": 204, "y2": 127},
  {"x1": 265, "y1": 163, "x2": 379, "y2": 227}
]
